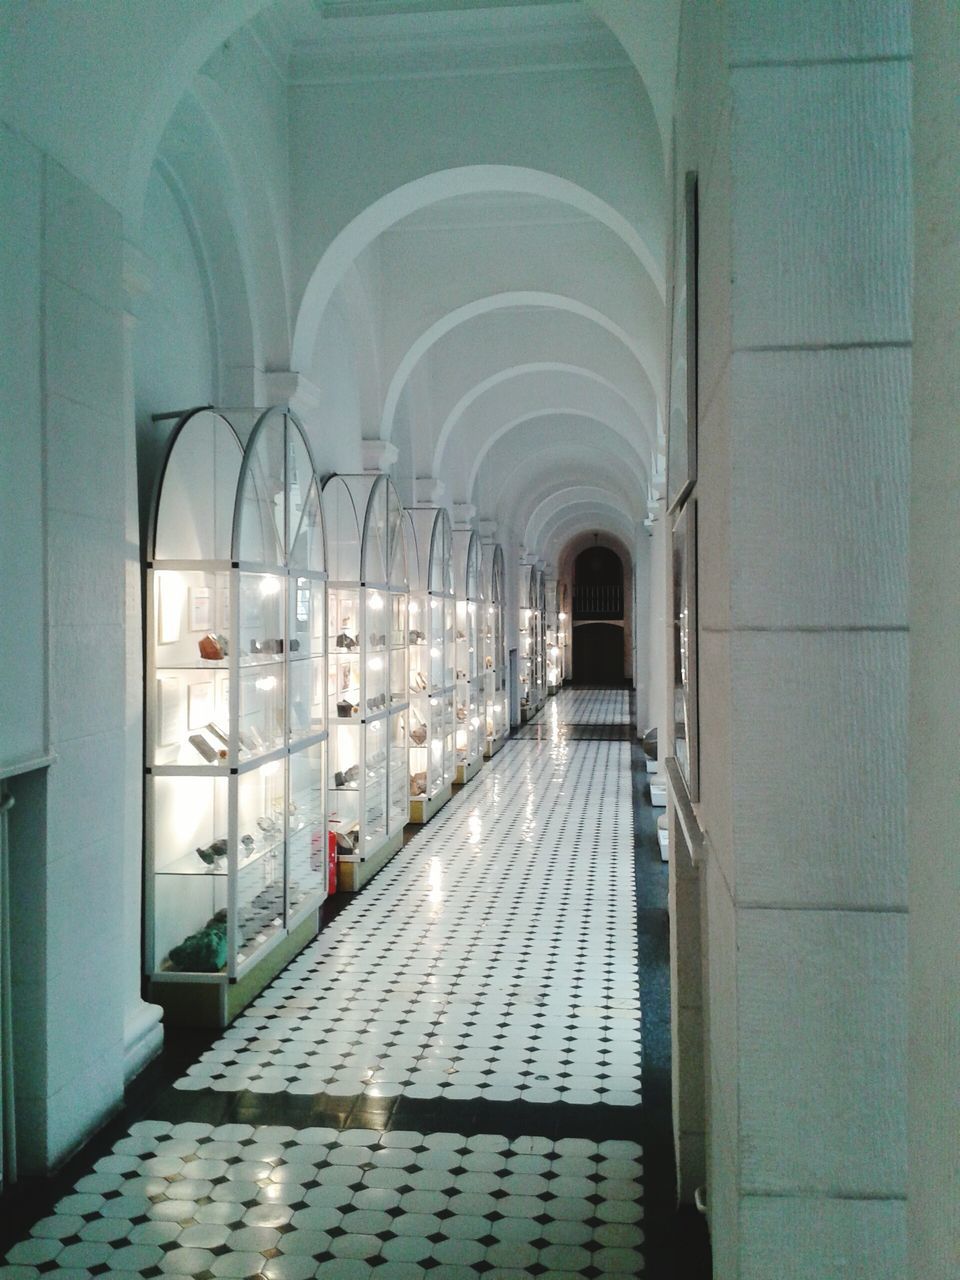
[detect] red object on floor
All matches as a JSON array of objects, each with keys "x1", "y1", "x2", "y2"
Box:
[{"x1": 328, "y1": 830, "x2": 338, "y2": 895}]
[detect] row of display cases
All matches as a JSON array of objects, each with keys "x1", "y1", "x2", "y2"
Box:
[{"x1": 142, "y1": 408, "x2": 511, "y2": 1024}]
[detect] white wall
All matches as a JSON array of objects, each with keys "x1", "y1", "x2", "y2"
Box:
[
  {"x1": 0, "y1": 125, "x2": 47, "y2": 775},
  {"x1": 673, "y1": 1, "x2": 912, "y2": 1274},
  {"x1": 908, "y1": 7, "x2": 960, "y2": 1277},
  {"x1": 1, "y1": 139, "x2": 135, "y2": 1172},
  {"x1": 135, "y1": 168, "x2": 217, "y2": 486}
]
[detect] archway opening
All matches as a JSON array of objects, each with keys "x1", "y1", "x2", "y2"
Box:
[{"x1": 572, "y1": 545, "x2": 627, "y2": 685}]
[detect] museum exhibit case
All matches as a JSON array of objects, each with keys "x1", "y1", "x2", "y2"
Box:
[
  {"x1": 557, "y1": 583, "x2": 569, "y2": 687},
  {"x1": 534, "y1": 569, "x2": 548, "y2": 709},
  {"x1": 322, "y1": 472, "x2": 411, "y2": 889},
  {"x1": 481, "y1": 542, "x2": 508, "y2": 757},
  {"x1": 144, "y1": 406, "x2": 329, "y2": 1026},
  {"x1": 406, "y1": 507, "x2": 456, "y2": 823},
  {"x1": 518, "y1": 562, "x2": 542, "y2": 722},
  {"x1": 452, "y1": 528, "x2": 484, "y2": 785},
  {"x1": 546, "y1": 576, "x2": 561, "y2": 695}
]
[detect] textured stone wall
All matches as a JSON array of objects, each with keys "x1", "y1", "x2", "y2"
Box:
[{"x1": 673, "y1": 2, "x2": 913, "y2": 1273}]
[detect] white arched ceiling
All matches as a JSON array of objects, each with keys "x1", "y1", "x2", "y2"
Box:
[
  {"x1": 526, "y1": 485, "x2": 637, "y2": 551},
  {"x1": 291, "y1": 164, "x2": 664, "y2": 374},
  {"x1": 489, "y1": 435, "x2": 647, "y2": 498},
  {"x1": 445, "y1": 370, "x2": 653, "y2": 503},
  {"x1": 476, "y1": 437, "x2": 645, "y2": 542},
  {"x1": 2, "y1": 1, "x2": 676, "y2": 230},
  {"x1": 375, "y1": 215, "x2": 664, "y2": 391},
  {"x1": 490, "y1": 455, "x2": 645, "y2": 538},
  {"x1": 390, "y1": 306, "x2": 659, "y2": 482},
  {"x1": 472, "y1": 412, "x2": 648, "y2": 526},
  {"x1": 381, "y1": 291, "x2": 662, "y2": 443}
]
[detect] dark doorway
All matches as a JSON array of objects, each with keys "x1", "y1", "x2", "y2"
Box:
[
  {"x1": 573, "y1": 621, "x2": 625, "y2": 684},
  {"x1": 572, "y1": 544, "x2": 626, "y2": 683},
  {"x1": 573, "y1": 546, "x2": 624, "y2": 620}
]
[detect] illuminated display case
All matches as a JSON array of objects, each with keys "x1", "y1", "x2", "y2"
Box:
[
  {"x1": 406, "y1": 507, "x2": 456, "y2": 823},
  {"x1": 534, "y1": 569, "x2": 548, "y2": 708},
  {"x1": 556, "y1": 581, "x2": 570, "y2": 687},
  {"x1": 322, "y1": 473, "x2": 410, "y2": 889},
  {"x1": 546, "y1": 576, "x2": 561, "y2": 695},
  {"x1": 144, "y1": 406, "x2": 328, "y2": 1026},
  {"x1": 481, "y1": 542, "x2": 508, "y2": 757},
  {"x1": 518, "y1": 562, "x2": 540, "y2": 722},
  {"x1": 452, "y1": 529, "x2": 484, "y2": 784}
]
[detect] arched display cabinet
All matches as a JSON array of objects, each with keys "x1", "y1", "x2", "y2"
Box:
[
  {"x1": 557, "y1": 581, "x2": 570, "y2": 686},
  {"x1": 322, "y1": 473, "x2": 410, "y2": 890},
  {"x1": 145, "y1": 406, "x2": 328, "y2": 1026},
  {"x1": 519, "y1": 562, "x2": 541, "y2": 722},
  {"x1": 481, "y1": 543, "x2": 508, "y2": 757},
  {"x1": 453, "y1": 529, "x2": 484, "y2": 784},
  {"x1": 534, "y1": 569, "x2": 549, "y2": 710},
  {"x1": 407, "y1": 507, "x2": 456, "y2": 823},
  {"x1": 546, "y1": 576, "x2": 561, "y2": 695}
]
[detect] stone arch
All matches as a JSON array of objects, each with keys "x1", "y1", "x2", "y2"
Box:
[
  {"x1": 380, "y1": 291, "x2": 662, "y2": 442},
  {"x1": 474, "y1": 420, "x2": 648, "y2": 523},
  {"x1": 292, "y1": 165, "x2": 664, "y2": 374},
  {"x1": 526, "y1": 485, "x2": 635, "y2": 551},
  {"x1": 124, "y1": 1, "x2": 268, "y2": 228},
  {"x1": 460, "y1": 384, "x2": 651, "y2": 502},
  {"x1": 187, "y1": 76, "x2": 291, "y2": 370}
]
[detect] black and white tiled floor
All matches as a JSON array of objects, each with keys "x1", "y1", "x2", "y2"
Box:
[
  {"x1": 179, "y1": 708, "x2": 638, "y2": 1107},
  {"x1": 6, "y1": 1123, "x2": 644, "y2": 1278},
  {"x1": 2, "y1": 690, "x2": 696, "y2": 1278}
]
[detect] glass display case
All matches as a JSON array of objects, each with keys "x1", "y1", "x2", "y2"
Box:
[
  {"x1": 535, "y1": 570, "x2": 549, "y2": 708},
  {"x1": 452, "y1": 529, "x2": 484, "y2": 784},
  {"x1": 557, "y1": 582, "x2": 569, "y2": 687},
  {"x1": 406, "y1": 507, "x2": 456, "y2": 823},
  {"x1": 322, "y1": 473, "x2": 410, "y2": 889},
  {"x1": 481, "y1": 543, "x2": 508, "y2": 757},
  {"x1": 144, "y1": 406, "x2": 329, "y2": 1027},
  {"x1": 519, "y1": 563, "x2": 540, "y2": 722},
  {"x1": 546, "y1": 576, "x2": 561, "y2": 695}
]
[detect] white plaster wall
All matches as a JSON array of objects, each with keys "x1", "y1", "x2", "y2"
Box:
[
  {"x1": 5, "y1": 152, "x2": 133, "y2": 1172},
  {"x1": 674, "y1": 0, "x2": 913, "y2": 1273},
  {"x1": 908, "y1": 6, "x2": 960, "y2": 1276},
  {"x1": 0, "y1": 125, "x2": 47, "y2": 773},
  {"x1": 135, "y1": 168, "x2": 216, "y2": 455}
]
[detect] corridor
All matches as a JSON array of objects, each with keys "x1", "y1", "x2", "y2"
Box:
[{"x1": 1, "y1": 690, "x2": 699, "y2": 1278}]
